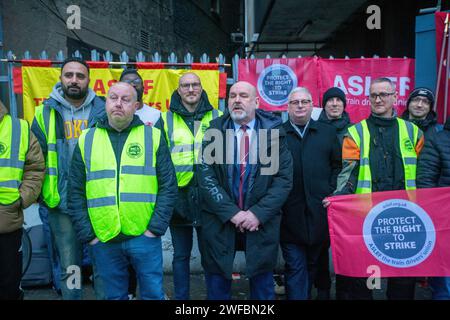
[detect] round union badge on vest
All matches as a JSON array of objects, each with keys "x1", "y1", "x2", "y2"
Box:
[
  {"x1": 403, "y1": 138, "x2": 414, "y2": 152},
  {"x1": 363, "y1": 199, "x2": 436, "y2": 268},
  {"x1": 126, "y1": 143, "x2": 143, "y2": 159},
  {"x1": 257, "y1": 64, "x2": 297, "y2": 107},
  {"x1": 0, "y1": 142, "x2": 7, "y2": 156}
]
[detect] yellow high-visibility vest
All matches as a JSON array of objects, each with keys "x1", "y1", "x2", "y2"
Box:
[
  {"x1": 347, "y1": 118, "x2": 419, "y2": 194},
  {"x1": 34, "y1": 105, "x2": 60, "y2": 208},
  {"x1": 78, "y1": 125, "x2": 160, "y2": 242},
  {"x1": 0, "y1": 114, "x2": 29, "y2": 204},
  {"x1": 162, "y1": 109, "x2": 221, "y2": 187}
]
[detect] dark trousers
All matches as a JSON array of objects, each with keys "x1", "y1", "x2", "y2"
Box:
[
  {"x1": 0, "y1": 228, "x2": 23, "y2": 300},
  {"x1": 336, "y1": 275, "x2": 416, "y2": 300},
  {"x1": 205, "y1": 271, "x2": 275, "y2": 300},
  {"x1": 314, "y1": 243, "x2": 331, "y2": 292},
  {"x1": 170, "y1": 225, "x2": 202, "y2": 300},
  {"x1": 280, "y1": 242, "x2": 324, "y2": 300}
]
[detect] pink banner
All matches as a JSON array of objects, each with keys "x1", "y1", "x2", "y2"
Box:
[
  {"x1": 238, "y1": 58, "x2": 414, "y2": 122},
  {"x1": 320, "y1": 58, "x2": 415, "y2": 123},
  {"x1": 238, "y1": 58, "x2": 319, "y2": 111},
  {"x1": 327, "y1": 188, "x2": 450, "y2": 277},
  {"x1": 435, "y1": 12, "x2": 450, "y2": 124}
]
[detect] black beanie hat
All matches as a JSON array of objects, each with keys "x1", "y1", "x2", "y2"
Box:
[
  {"x1": 407, "y1": 87, "x2": 435, "y2": 108},
  {"x1": 322, "y1": 87, "x2": 346, "y2": 108}
]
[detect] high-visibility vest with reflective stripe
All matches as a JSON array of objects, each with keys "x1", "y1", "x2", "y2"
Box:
[
  {"x1": 347, "y1": 118, "x2": 419, "y2": 194},
  {"x1": 78, "y1": 125, "x2": 160, "y2": 242},
  {"x1": 34, "y1": 105, "x2": 60, "y2": 208},
  {"x1": 0, "y1": 115, "x2": 29, "y2": 205},
  {"x1": 162, "y1": 108, "x2": 221, "y2": 187}
]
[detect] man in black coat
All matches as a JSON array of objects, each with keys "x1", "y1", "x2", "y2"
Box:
[
  {"x1": 316, "y1": 86, "x2": 351, "y2": 298},
  {"x1": 198, "y1": 81, "x2": 293, "y2": 300},
  {"x1": 280, "y1": 87, "x2": 342, "y2": 300},
  {"x1": 417, "y1": 117, "x2": 450, "y2": 300}
]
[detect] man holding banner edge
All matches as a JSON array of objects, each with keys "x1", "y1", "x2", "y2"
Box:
[{"x1": 327, "y1": 77, "x2": 424, "y2": 300}]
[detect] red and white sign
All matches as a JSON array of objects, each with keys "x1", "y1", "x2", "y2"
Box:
[
  {"x1": 319, "y1": 58, "x2": 415, "y2": 123},
  {"x1": 238, "y1": 58, "x2": 319, "y2": 112},
  {"x1": 328, "y1": 187, "x2": 450, "y2": 277},
  {"x1": 238, "y1": 57, "x2": 415, "y2": 123}
]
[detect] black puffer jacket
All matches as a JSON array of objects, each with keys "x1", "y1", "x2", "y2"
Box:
[
  {"x1": 318, "y1": 110, "x2": 352, "y2": 144},
  {"x1": 68, "y1": 115, "x2": 178, "y2": 243},
  {"x1": 401, "y1": 110, "x2": 443, "y2": 141},
  {"x1": 168, "y1": 90, "x2": 216, "y2": 227},
  {"x1": 417, "y1": 117, "x2": 450, "y2": 188}
]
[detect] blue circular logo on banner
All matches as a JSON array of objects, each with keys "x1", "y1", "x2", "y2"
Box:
[
  {"x1": 363, "y1": 199, "x2": 435, "y2": 268},
  {"x1": 257, "y1": 64, "x2": 297, "y2": 106}
]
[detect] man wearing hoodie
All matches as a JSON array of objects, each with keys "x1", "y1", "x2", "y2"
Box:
[
  {"x1": 68, "y1": 82, "x2": 177, "y2": 299},
  {"x1": 0, "y1": 100, "x2": 45, "y2": 300},
  {"x1": 401, "y1": 87, "x2": 442, "y2": 141},
  {"x1": 31, "y1": 57, "x2": 105, "y2": 300},
  {"x1": 161, "y1": 72, "x2": 221, "y2": 299}
]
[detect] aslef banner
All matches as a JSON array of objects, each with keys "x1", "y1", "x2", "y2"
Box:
[
  {"x1": 21, "y1": 66, "x2": 219, "y2": 124},
  {"x1": 327, "y1": 187, "x2": 450, "y2": 277},
  {"x1": 238, "y1": 57, "x2": 415, "y2": 123}
]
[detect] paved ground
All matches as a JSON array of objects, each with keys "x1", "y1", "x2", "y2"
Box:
[{"x1": 23, "y1": 273, "x2": 432, "y2": 300}]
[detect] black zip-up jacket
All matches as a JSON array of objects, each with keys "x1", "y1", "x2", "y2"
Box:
[
  {"x1": 401, "y1": 110, "x2": 443, "y2": 141},
  {"x1": 417, "y1": 117, "x2": 450, "y2": 188},
  {"x1": 68, "y1": 115, "x2": 178, "y2": 243}
]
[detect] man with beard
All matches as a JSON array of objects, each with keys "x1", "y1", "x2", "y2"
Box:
[
  {"x1": 31, "y1": 57, "x2": 105, "y2": 300},
  {"x1": 162, "y1": 72, "x2": 221, "y2": 299},
  {"x1": 198, "y1": 81, "x2": 293, "y2": 299},
  {"x1": 401, "y1": 87, "x2": 442, "y2": 141}
]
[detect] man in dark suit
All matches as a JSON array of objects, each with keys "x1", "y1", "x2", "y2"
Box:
[
  {"x1": 198, "y1": 81, "x2": 293, "y2": 300},
  {"x1": 281, "y1": 87, "x2": 342, "y2": 300}
]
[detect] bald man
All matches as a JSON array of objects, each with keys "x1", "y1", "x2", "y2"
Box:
[
  {"x1": 68, "y1": 82, "x2": 178, "y2": 299},
  {"x1": 198, "y1": 81, "x2": 293, "y2": 300}
]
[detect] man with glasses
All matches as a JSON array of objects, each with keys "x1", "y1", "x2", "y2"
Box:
[
  {"x1": 161, "y1": 72, "x2": 221, "y2": 299},
  {"x1": 401, "y1": 87, "x2": 442, "y2": 141},
  {"x1": 120, "y1": 69, "x2": 161, "y2": 127},
  {"x1": 280, "y1": 87, "x2": 341, "y2": 300},
  {"x1": 330, "y1": 77, "x2": 424, "y2": 299}
]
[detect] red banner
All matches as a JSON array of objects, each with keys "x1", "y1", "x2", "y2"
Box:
[
  {"x1": 435, "y1": 12, "x2": 450, "y2": 124},
  {"x1": 238, "y1": 58, "x2": 319, "y2": 111},
  {"x1": 238, "y1": 58, "x2": 414, "y2": 122},
  {"x1": 320, "y1": 58, "x2": 414, "y2": 123},
  {"x1": 327, "y1": 188, "x2": 450, "y2": 277}
]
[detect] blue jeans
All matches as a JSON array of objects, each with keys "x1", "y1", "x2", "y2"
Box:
[
  {"x1": 429, "y1": 277, "x2": 450, "y2": 300},
  {"x1": 38, "y1": 205, "x2": 61, "y2": 291},
  {"x1": 90, "y1": 234, "x2": 164, "y2": 300},
  {"x1": 169, "y1": 225, "x2": 201, "y2": 300},
  {"x1": 205, "y1": 272, "x2": 275, "y2": 300},
  {"x1": 47, "y1": 208, "x2": 83, "y2": 300},
  {"x1": 281, "y1": 242, "x2": 323, "y2": 300}
]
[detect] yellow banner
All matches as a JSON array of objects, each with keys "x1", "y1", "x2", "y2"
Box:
[{"x1": 22, "y1": 67, "x2": 219, "y2": 123}]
